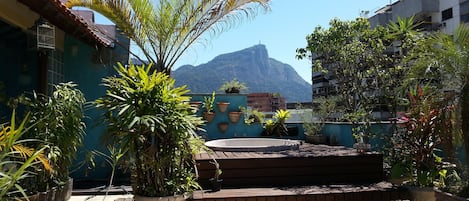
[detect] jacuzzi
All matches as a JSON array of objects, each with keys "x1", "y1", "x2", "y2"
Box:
[{"x1": 205, "y1": 138, "x2": 300, "y2": 152}]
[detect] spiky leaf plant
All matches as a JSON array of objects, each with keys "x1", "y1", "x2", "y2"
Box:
[{"x1": 95, "y1": 63, "x2": 205, "y2": 197}]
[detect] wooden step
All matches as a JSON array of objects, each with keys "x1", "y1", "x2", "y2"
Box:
[{"x1": 192, "y1": 182, "x2": 410, "y2": 201}]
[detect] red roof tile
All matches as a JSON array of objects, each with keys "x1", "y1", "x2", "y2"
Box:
[{"x1": 18, "y1": 0, "x2": 114, "y2": 47}]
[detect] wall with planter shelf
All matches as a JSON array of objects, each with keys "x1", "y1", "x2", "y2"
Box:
[{"x1": 190, "y1": 93, "x2": 263, "y2": 140}]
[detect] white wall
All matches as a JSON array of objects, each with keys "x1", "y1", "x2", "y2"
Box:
[{"x1": 440, "y1": 0, "x2": 460, "y2": 33}]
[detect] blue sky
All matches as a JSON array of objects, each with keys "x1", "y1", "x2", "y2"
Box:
[{"x1": 93, "y1": 0, "x2": 395, "y2": 83}]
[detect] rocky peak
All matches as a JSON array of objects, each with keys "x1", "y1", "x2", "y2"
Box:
[{"x1": 173, "y1": 45, "x2": 312, "y2": 102}]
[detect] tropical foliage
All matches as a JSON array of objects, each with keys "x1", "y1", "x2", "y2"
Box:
[
  {"x1": 66, "y1": 0, "x2": 271, "y2": 74},
  {"x1": 95, "y1": 63, "x2": 205, "y2": 197},
  {"x1": 296, "y1": 17, "x2": 422, "y2": 137},
  {"x1": 12, "y1": 82, "x2": 86, "y2": 193},
  {"x1": 0, "y1": 111, "x2": 52, "y2": 200},
  {"x1": 219, "y1": 78, "x2": 248, "y2": 93},
  {"x1": 203, "y1": 91, "x2": 216, "y2": 113},
  {"x1": 239, "y1": 106, "x2": 264, "y2": 124},
  {"x1": 407, "y1": 24, "x2": 469, "y2": 177},
  {"x1": 300, "y1": 96, "x2": 338, "y2": 136},
  {"x1": 263, "y1": 109, "x2": 291, "y2": 136},
  {"x1": 387, "y1": 85, "x2": 455, "y2": 187}
]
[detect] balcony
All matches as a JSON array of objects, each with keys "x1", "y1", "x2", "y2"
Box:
[{"x1": 391, "y1": 0, "x2": 439, "y2": 20}]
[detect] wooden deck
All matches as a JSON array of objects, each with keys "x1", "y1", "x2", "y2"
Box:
[
  {"x1": 196, "y1": 143, "x2": 384, "y2": 189},
  {"x1": 192, "y1": 182, "x2": 410, "y2": 201}
]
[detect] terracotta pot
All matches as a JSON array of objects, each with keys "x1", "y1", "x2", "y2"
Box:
[
  {"x1": 203, "y1": 112, "x2": 215, "y2": 123},
  {"x1": 218, "y1": 122, "x2": 229, "y2": 133},
  {"x1": 134, "y1": 194, "x2": 189, "y2": 201},
  {"x1": 216, "y1": 102, "x2": 230, "y2": 113},
  {"x1": 228, "y1": 111, "x2": 242, "y2": 123}
]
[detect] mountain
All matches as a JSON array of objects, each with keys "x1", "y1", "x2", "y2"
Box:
[{"x1": 173, "y1": 44, "x2": 312, "y2": 103}]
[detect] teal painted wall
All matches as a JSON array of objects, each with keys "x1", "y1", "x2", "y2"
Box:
[
  {"x1": 190, "y1": 93, "x2": 304, "y2": 140},
  {"x1": 321, "y1": 122, "x2": 394, "y2": 150},
  {"x1": 63, "y1": 34, "x2": 129, "y2": 182},
  {"x1": 190, "y1": 94, "x2": 262, "y2": 140},
  {"x1": 0, "y1": 40, "x2": 38, "y2": 118}
]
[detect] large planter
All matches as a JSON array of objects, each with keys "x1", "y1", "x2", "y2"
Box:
[
  {"x1": 305, "y1": 134, "x2": 327, "y2": 144},
  {"x1": 435, "y1": 189, "x2": 469, "y2": 201},
  {"x1": 134, "y1": 194, "x2": 189, "y2": 201},
  {"x1": 57, "y1": 177, "x2": 73, "y2": 201},
  {"x1": 406, "y1": 186, "x2": 436, "y2": 201},
  {"x1": 286, "y1": 126, "x2": 299, "y2": 136},
  {"x1": 31, "y1": 178, "x2": 73, "y2": 201},
  {"x1": 23, "y1": 193, "x2": 40, "y2": 201},
  {"x1": 37, "y1": 188, "x2": 56, "y2": 201},
  {"x1": 209, "y1": 178, "x2": 223, "y2": 192}
]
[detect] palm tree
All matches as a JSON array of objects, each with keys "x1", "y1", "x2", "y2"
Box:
[
  {"x1": 408, "y1": 24, "x2": 469, "y2": 172},
  {"x1": 66, "y1": 0, "x2": 270, "y2": 74}
]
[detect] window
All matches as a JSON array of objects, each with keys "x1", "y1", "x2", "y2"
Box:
[
  {"x1": 47, "y1": 50, "x2": 64, "y2": 94},
  {"x1": 462, "y1": 13, "x2": 469, "y2": 23},
  {"x1": 442, "y1": 8, "x2": 453, "y2": 21}
]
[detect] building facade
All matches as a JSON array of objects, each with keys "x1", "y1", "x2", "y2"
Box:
[
  {"x1": 369, "y1": 0, "x2": 467, "y2": 34},
  {"x1": 247, "y1": 93, "x2": 286, "y2": 112},
  {"x1": 312, "y1": 0, "x2": 469, "y2": 100}
]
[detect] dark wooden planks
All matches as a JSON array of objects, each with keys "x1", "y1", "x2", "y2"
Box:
[{"x1": 196, "y1": 144, "x2": 384, "y2": 189}]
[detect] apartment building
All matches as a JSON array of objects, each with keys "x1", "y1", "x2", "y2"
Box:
[
  {"x1": 247, "y1": 93, "x2": 286, "y2": 112},
  {"x1": 369, "y1": 0, "x2": 468, "y2": 33},
  {"x1": 312, "y1": 0, "x2": 469, "y2": 99}
]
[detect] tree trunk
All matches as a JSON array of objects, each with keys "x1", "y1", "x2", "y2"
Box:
[{"x1": 462, "y1": 84, "x2": 469, "y2": 172}]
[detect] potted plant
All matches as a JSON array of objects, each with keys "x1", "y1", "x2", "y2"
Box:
[
  {"x1": 12, "y1": 82, "x2": 85, "y2": 200},
  {"x1": 209, "y1": 159, "x2": 223, "y2": 192},
  {"x1": 239, "y1": 106, "x2": 264, "y2": 124},
  {"x1": 203, "y1": 92, "x2": 216, "y2": 123},
  {"x1": 384, "y1": 86, "x2": 455, "y2": 201},
  {"x1": 95, "y1": 63, "x2": 205, "y2": 200},
  {"x1": 262, "y1": 109, "x2": 291, "y2": 136},
  {"x1": 353, "y1": 132, "x2": 371, "y2": 153},
  {"x1": 300, "y1": 97, "x2": 337, "y2": 144},
  {"x1": 303, "y1": 122, "x2": 326, "y2": 144},
  {"x1": 219, "y1": 79, "x2": 247, "y2": 94}
]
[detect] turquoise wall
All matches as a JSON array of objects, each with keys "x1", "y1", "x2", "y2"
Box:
[
  {"x1": 0, "y1": 41, "x2": 38, "y2": 118},
  {"x1": 190, "y1": 93, "x2": 304, "y2": 140},
  {"x1": 64, "y1": 34, "x2": 129, "y2": 182},
  {"x1": 321, "y1": 122, "x2": 394, "y2": 150}
]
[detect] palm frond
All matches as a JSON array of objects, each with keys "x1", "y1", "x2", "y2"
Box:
[{"x1": 66, "y1": 0, "x2": 270, "y2": 72}]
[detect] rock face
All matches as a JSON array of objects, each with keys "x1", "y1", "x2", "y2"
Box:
[{"x1": 173, "y1": 44, "x2": 312, "y2": 102}]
